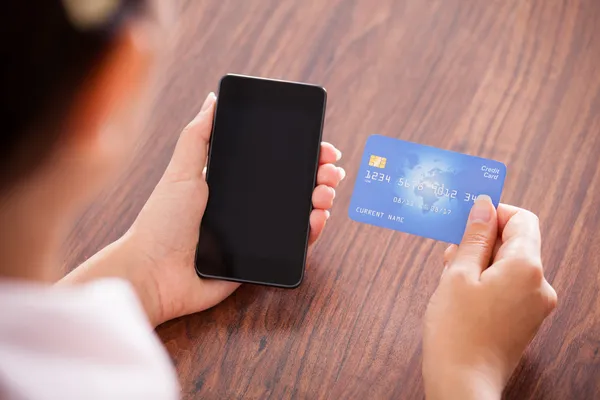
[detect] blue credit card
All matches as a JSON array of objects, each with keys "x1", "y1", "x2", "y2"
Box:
[{"x1": 348, "y1": 135, "x2": 507, "y2": 244}]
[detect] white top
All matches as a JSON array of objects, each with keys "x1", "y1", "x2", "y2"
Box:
[{"x1": 0, "y1": 278, "x2": 179, "y2": 400}]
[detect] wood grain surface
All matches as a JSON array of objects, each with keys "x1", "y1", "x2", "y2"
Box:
[{"x1": 63, "y1": 0, "x2": 600, "y2": 398}]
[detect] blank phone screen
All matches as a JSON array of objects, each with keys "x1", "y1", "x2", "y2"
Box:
[{"x1": 195, "y1": 75, "x2": 326, "y2": 287}]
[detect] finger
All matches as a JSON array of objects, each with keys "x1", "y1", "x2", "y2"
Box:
[
  {"x1": 317, "y1": 163, "x2": 346, "y2": 188},
  {"x1": 441, "y1": 244, "x2": 458, "y2": 281},
  {"x1": 320, "y1": 142, "x2": 342, "y2": 165},
  {"x1": 541, "y1": 279, "x2": 558, "y2": 315},
  {"x1": 312, "y1": 184, "x2": 335, "y2": 209},
  {"x1": 163, "y1": 92, "x2": 216, "y2": 181},
  {"x1": 497, "y1": 203, "x2": 525, "y2": 233},
  {"x1": 493, "y1": 207, "x2": 541, "y2": 264},
  {"x1": 443, "y1": 245, "x2": 458, "y2": 268},
  {"x1": 451, "y1": 195, "x2": 498, "y2": 280},
  {"x1": 308, "y1": 209, "x2": 330, "y2": 245}
]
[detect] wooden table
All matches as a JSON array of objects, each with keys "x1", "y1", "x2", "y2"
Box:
[{"x1": 64, "y1": 0, "x2": 600, "y2": 398}]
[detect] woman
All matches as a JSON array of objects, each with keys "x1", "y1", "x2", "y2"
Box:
[{"x1": 0, "y1": 1, "x2": 557, "y2": 399}]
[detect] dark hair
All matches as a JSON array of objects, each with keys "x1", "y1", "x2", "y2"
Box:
[{"x1": 0, "y1": 0, "x2": 145, "y2": 190}]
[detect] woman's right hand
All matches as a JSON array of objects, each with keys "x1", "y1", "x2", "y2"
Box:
[{"x1": 423, "y1": 197, "x2": 558, "y2": 400}]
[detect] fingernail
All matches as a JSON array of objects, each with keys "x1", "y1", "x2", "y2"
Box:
[
  {"x1": 335, "y1": 148, "x2": 342, "y2": 161},
  {"x1": 325, "y1": 210, "x2": 331, "y2": 220},
  {"x1": 201, "y1": 92, "x2": 216, "y2": 112},
  {"x1": 469, "y1": 195, "x2": 493, "y2": 223},
  {"x1": 338, "y1": 167, "x2": 346, "y2": 180},
  {"x1": 330, "y1": 187, "x2": 336, "y2": 199}
]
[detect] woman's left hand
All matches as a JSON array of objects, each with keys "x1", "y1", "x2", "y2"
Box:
[{"x1": 62, "y1": 93, "x2": 345, "y2": 326}]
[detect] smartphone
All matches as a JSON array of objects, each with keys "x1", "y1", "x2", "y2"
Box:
[{"x1": 195, "y1": 74, "x2": 327, "y2": 288}]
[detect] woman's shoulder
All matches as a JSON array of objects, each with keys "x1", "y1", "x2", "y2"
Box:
[{"x1": 0, "y1": 278, "x2": 179, "y2": 400}]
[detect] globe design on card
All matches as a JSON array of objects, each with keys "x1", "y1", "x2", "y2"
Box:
[
  {"x1": 394, "y1": 153, "x2": 458, "y2": 213},
  {"x1": 415, "y1": 167, "x2": 458, "y2": 212}
]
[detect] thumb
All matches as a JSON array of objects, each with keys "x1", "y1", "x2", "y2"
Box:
[
  {"x1": 163, "y1": 92, "x2": 216, "y2": 181},
  {"x1": 451, "y1": 195, "x2": 498, "y2": 279}
]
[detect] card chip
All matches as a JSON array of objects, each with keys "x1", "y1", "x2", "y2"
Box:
[{"x1": 369, "y1": 155, "x2": 387, "y2": 168}]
